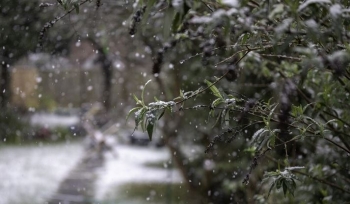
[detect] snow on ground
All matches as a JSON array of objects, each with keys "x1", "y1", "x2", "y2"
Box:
[
  {"x1": 30, "y1": 113, "x2": 80, "y2": 128},
  {"x1": 95, "y1": 144, "x2": 183, "y2": 201},
  {"x1": 0, "y1": 142, "x2": 84, "y2": 204}
]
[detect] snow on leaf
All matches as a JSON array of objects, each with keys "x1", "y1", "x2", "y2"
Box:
[
  {"x1": 298, "y1": 0, "x2": 331, "y2": 12},
  {"x1": 268, "y1": 4, "x2": 285, "y2": 20},
  {"x1": 304, "y1": 19, "x2": 318, "y2": 30},
  {"x1": 251, "y1": 128, "x2": 268, "y2": 145},
  {"x1": 275, "y1": 18, "x2": 293, "y2": 34},
  {"x1": 221, "y1": 0, "x2": 240, "y2": 7},
  {"x1": 285, "y1": 166, "x2": 305, "y2": 171}
]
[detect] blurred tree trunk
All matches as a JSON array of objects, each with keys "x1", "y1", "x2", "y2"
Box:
[
  {"x1": 101, "y1": 58, "x2": 112, "y2": 110},
  {"x1": 153, "y1": 66, "x2": 208, "y2": 200},
  {"x1": 0, "y1": 60, "x2": 10, "y2": 108},
  {"x1": 86, "y1": 37, "x2": 112, "y2": 110}
]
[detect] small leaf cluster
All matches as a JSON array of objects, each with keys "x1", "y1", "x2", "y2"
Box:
[
  {"x1": 58, "y1": 0, "x2": 81, "y2": 13},
  {"x1": 263, "y1": 167, "x2": 305, "y2": 197},
  {"x1": 127, "y1": 80, "x2": 175, "y2": 141}
]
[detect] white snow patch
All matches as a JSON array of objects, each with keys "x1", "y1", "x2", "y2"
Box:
[
  {"x1": 95, "y1": 145, "x2": 183, "y2": 200},
  {"x1": 330, "y1": 4, "x2": 342, "y2": 18},
  {"x1": 0, "y1": 142, "x2": 84, "y2": 204},
  {"x1": 222, "y1": 0, "x2": 239, "y2": 7}
]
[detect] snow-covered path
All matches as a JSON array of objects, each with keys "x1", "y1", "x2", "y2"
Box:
[
  {"x1": 95, "y1": 144, "x2": 183, "y2": 201},
  {"x1": 0, "y1": 142, "x2": 84, "y2": 204},
  {"x1": 0, "y1": 141, "x2": 183, "y2": 204}
]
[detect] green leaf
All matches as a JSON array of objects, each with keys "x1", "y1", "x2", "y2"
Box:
[
  {"x1": 224, "y1": 110, "x2": 230, "y2": 126},
  {"x1": 212, "y1": 109, "x2": 223, "y2": 127},
  {"x1": 135, "y1": 107, "x2": 147, "y2": 129},
  {"x1": 267, "y1": 104, "x2": 278, "y2": 122},
  {"x1": 241, "y1": 33, "x2": 250, "y2": 44},
  {"x1": 74, "y1": 3, "x2": 79, "y2": 13},
  {"x1": 147, "y1": 122, "x2": 154, "y2": 141},
  {"x1": 283, "y1": 181, "x2": 288, "y2": 196},
  {"x1": 158, "y1": 109, "x2": 165, "y2": 120},
  {"x1": 133, "y1": 94, "x2": 143, "y2": 106},
  {"x1": 221, "y1": 108, "x2": 227, "y2": 127},
  {"x1": 267, "y1": 181, "x2": 276, "y2": 198},
  {"x1": 205, "y1": 79, "x2": 223, "y2": 99},
  {"x1": 180, "y1": 90, "x2": 184, "y2": 98},
  {"x1": 172, "y1": 2, "x2": 190, "y2": 32},
  {"x1": 268, "y1": 130, "x2": 278, "y2": 148},
  {"x1": 143, "y1": 0, "x2": 156, "y2": 22},
  {"x1": 284, "y1": 179, "x2": 296, "y2": 196},
  {"x1": 211, "y1": 98, "x2": 224, "y2": 108},
  {"x1": 163, "y1": 7, "x2": 175, "y2": 39},
  {"x1": 141, "y1": 80, "x2": 152, "y2": 105},
  {"x1": 172, "y1": 12, "x2": 181, "y2": 32},
  {"x1": 292, "y1": 179, "x2": 297, "y2": 190},
  {"x1": 276, "y1": 177, "x2": 283, "y2": 189}
]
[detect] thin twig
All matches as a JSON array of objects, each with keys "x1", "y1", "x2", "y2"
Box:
[
  {"x1": 176, "y1": 51, "x2": 250, "y2": 105},
  {"x1": 199, "y1": 0, "x2": 214, "y2": 12},
  {"x1": 294, "y1": 170, "x2": 350, "y2": 194},
  {"x1": 214, "y1": 45, "x2": 273, "y2": 67},
  {"x1": 265, "y1": 155, "x2": 350, "y2": 194},
  {"x1": 259, "y1": 53, "x2": 302, "y2": 61},
  {"x1": 38, "y1": 0, "x2": 90, "y2": 50}
]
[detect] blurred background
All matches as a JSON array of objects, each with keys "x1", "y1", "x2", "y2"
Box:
[
  {"x1": 0, "y1": 0, "x2": 215, "y2": 203},
  {"x1": 4, "y1": 0, "x2": 349, "y2": 204}
]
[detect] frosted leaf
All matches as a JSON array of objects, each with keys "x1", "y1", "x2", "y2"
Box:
[
  {"x1": 304, "y1": 19, "x2": 318, "y2": 30},
  {"x1": 274, "y1": 18, "x2": 293, "y2": 34},
  {"x1": 212, "y1": 9, "x2": 227, "y2": 18},
  {"x1": 330, "y1": 4, "x2": 342, "y2": 19},
  {"x1": 251, "y1": 128, "x2": 267, "y2": 144},
  {"x1": 148, "y1": 101, "x2": 175, "y2": 107},
  {"x1": 327, "y1": 50, "x2": 350, "y2": 64},
  {"x1": 190, "y1": 16, "x2": 212, "y2": 24},
  {"x1": 225, "y1": 98, "x2": 236, "y2": 104},
  {"x1": 285, "y1": 166, "x2": 305, "y2": 171},
  {"x1": 222, "y1": 0, "x2": 240, "y2": 7},
  {"x1": 269, "y1": 4, "x2": 285, "y2": 20},
  {"x1": 172, "y1": 0, "x2": 183, "y2": 8}
]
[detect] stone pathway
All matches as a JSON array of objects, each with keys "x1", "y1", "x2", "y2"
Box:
[{"x1": 47, "y1": 152, "x2": 104, "y2": 204}]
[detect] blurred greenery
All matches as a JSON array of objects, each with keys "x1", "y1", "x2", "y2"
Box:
[
  {"x1": 102, "y1": 182, "x2": 205, "y2": 204},
  {"x1": 124, "y1": 0, "x2": 350, "y2": 203},
  {"x1": 0, "y1": 108, "x2": 30, "y2": 144},
  {"x1": 143, "y1": 160, "x2": 175, "y2": 169},
  {"x1": 0, "y1": 108, "x2": 80, "y2": 145},
  {"x1": 3, "y1": 0, "x2": 350, "y2": 203}
]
